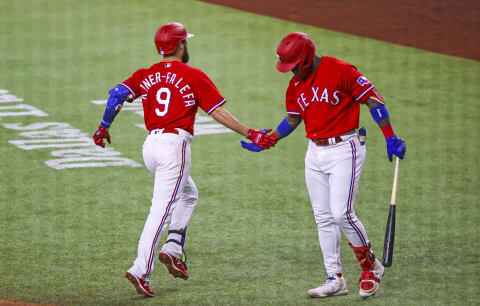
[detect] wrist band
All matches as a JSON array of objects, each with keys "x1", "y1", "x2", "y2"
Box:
[
  {"x1": 381, "y1": 124, "x2": 395, "y2": 139},
  {"x1": 369, "y1": 105, "x2": 389, "y2": 123},
  {"x1": 277, "y1": 117, "x2": 295, "y2": 137}
]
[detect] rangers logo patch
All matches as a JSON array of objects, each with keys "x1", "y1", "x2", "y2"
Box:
[{"x1": 357, "y1": 76, "x2": 369, "y2": 86}]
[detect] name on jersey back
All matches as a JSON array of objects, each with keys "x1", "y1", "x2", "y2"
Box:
[{"x1": 139, "y1": 72, "x2": 195, "y2": 108}]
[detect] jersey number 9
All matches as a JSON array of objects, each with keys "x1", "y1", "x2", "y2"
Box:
[{"x1": 155, "y1": 87, "x2": 171, "y2": 117}]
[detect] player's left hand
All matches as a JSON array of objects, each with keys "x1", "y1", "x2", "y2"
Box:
[
  {"x1": 245, "y1": 128, "x2": 277, "y2": 149},
  {"x1": 386, "y1": 135, "x2": 406, "y2": 162},
  {"x1": 93, "y1": 125, "x2": 111, "y2": 148}
]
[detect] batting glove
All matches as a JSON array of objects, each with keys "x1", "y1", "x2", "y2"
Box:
[
  {"x1": 241, "y1": 129, "x2": 271, "y2": 152},
  {"x1": 386, "y1": 135, "x2": 406, "y2": 162},
  {"x1": 245, "y1": 128, "x2": 277, "y2": 149},
  {"x1": 93, "y1": 125, "x2": 111, "y2": 148},
  {"x1": 240, "y1": 141, "x2": 264, "y2": 152}
]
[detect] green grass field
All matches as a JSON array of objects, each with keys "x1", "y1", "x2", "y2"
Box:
[{"x1": 1, "y1": 0, "x2": 479, "y2": 305}]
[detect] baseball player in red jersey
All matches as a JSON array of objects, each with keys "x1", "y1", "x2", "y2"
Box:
[
  {"x1": 242, "y1": 32, "x2": 406, "y2": 298},
  {"x1": 92, "y1": 22, "x2": 276, "y2": 297}
]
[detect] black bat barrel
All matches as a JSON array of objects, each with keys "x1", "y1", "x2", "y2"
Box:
[{"x1": 382, "y1": 205, "x2": 396, "y2": 267}]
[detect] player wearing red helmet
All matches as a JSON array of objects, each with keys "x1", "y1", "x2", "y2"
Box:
[
  {"x1": 242, "y1": 32, "x2": 406, "y2": 299},
  {"x1": 276, "y1": 32, "x2": 316, "y2": 74},
  {"x1": 154, "y1": 22, "x2": 194, "y2": 62},
  {"x1": 93, "y1": 22, "x2": 276, "y2": 297}
]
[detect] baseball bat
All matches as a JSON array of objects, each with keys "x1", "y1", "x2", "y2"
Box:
[{"x1": 382, "y1": 156, "x2": 400, "y2": 267}]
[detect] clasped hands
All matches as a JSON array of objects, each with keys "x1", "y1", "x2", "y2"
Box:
[{"x1": 241, "y1": 129, "x2": 276, "y2": 152}]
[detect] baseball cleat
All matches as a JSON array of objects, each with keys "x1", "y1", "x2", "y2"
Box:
[
  {"x1": 308, "y1": 274, "x2": 348, "y2": 298},
  {"x1": 125, "y1": 272, "x2": 155, "y2": 297},
  {"x1": 359, "y1": 259, "x2": 384, "y2": 298},
  {"x1": 158, "y1": 252, "x2": 189, "y2": 280}
]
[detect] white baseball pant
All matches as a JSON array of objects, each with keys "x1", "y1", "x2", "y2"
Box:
[
  {"x1": 128, "y1": 128, "x2": 198, "y2": 280},
  {"x1": 305, "y1": 133, "x2": 371, "y2": 275}
]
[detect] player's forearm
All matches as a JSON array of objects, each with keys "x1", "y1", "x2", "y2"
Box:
[
  {"x1": 210, "y1": 106, "x2": 249, "y2": 136},
  {"x1": 100, "y1": 107, "x2": 120, "y2": 128},
  {"x1": 366, "y1": 97, "x2": 395, "y2": 139}
]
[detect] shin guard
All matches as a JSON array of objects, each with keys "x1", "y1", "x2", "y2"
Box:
[{"x1": 349, "y1": 242, "x2": 376, "y2": 271}]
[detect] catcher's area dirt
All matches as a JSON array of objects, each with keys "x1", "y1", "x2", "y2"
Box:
[{"x1": 201, "y1": 0, "x2": 480, "y2": 61}]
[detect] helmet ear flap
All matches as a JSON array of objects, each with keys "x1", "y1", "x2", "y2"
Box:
[{"x1": 299, "y1": 40, "x2": 315, "y2": 70}]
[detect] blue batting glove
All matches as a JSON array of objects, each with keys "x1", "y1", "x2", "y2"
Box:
[
  {"x1": 240, "y1": 140, "x2": 264, "y2": 152},
  {"x1": 240, "y1": 129, "x2": 268, "y2": 152},
  {"x1": 386, "y1": 135, "x2": 406, "y2": 162}
]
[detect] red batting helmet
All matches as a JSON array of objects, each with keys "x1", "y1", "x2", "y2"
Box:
[
  {"x1": 276, "y1": 32, "x2": 316, "y2": 73},
  {"x1": 154, "y1": 22, "x2": 194, "y2": 55}
]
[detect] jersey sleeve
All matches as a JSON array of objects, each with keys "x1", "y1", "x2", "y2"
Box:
[
  {"x1": 342, "y1": 64, "x2": 385, "y2": 104},
  {"x1": 194, "y1": 70, "x2": 226, "y2": 115},
  {"x1": 119, "y1": 69, "x2": 145, "y2": 99},
  {"x1": 285, "y1": 82, "x2": 301, "y2": 116}
]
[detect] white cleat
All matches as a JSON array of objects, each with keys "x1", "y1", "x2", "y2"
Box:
[
  {"x1": 359, "y1": 259, "x2": 385, "y2": 298},
  {"x1": 308, "y1": 275, "x2": 348, "y2": 298}
]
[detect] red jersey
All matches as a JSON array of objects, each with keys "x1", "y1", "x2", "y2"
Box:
[
  {"x1": 120, "y1": 61, "x2": 226, "y2": 135},
  {"x1": 285, "y1": 56, "x2": 384, "y2": 139}
]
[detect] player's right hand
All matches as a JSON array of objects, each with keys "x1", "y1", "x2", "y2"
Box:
[
  {"x1": 93, "y1": 125, "x2": 111, "y2": 148},
  {"x1": 386, "y1": 135, "x2": 406, "y2": 162},
  {"x1": 241, "y1": 129, "x2": 272, "y2": 152},
  {"x1": 245, "y1": 128, "x2": 277, "y2": 149}
]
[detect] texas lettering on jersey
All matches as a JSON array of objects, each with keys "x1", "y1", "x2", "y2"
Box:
[
  {"x1": 295, "y1": 87, "x2": 341, "y2": 111},
  {"x1": 121, "y1": 61, "x2": 226, "y2": 135},
  {"x1": 286, "y1": 56, "x2": 384, "y2": 139}
]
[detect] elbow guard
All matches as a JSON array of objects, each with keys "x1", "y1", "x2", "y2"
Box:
[
  {"x1": 100, "y1": 85, "x2": 131, "y2": 128},
  {"x1": 107, "y1": 85, "x2": 131, "y2": 109}
]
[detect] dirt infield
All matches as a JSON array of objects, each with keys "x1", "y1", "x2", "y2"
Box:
[{"x1": 201, "y1": 0, "x2": 480, "y2": 61}]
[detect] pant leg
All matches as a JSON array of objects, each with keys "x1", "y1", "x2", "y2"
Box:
[
  {"x1": 128, "y1": 134, "x2": 191, "y2": 280},
  {"x1": 305, "y1": 143, "x2": 342, "y2": 275},
  {"x1": 160, "y1": 176, "x2": 198, "y2": 258},
  {"x1": 329, "y1": 138, "x2": 370, "y2": 248}
]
